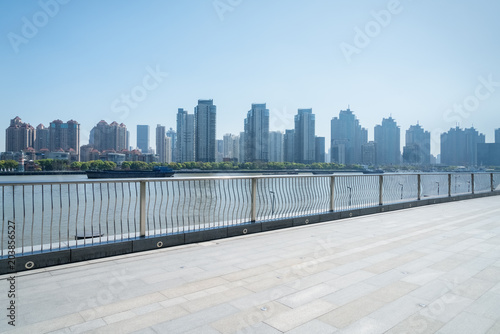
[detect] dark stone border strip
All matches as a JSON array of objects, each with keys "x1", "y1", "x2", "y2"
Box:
[{"x1": 1, "y1": 191, "x2": 498, "y2": 274}]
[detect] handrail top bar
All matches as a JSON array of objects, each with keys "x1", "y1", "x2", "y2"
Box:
[{"x1": 0, "y1": 172, "x2": 497, "y2": 187}]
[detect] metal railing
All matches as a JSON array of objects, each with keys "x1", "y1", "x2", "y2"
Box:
[{"x1": 1, "y1": 172, "x2": 499, "y2": 257}]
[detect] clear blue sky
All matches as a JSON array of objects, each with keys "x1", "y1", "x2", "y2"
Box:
[{"x1": 1, "y1": 0, "x2": 499, "y2": 157}]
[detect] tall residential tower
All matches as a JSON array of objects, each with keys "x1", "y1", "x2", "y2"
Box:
[{"x1": 195, "y1": 100, "x2": 216, "y2": 162}]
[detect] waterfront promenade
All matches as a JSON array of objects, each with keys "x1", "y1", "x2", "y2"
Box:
[{"x1": 1, "y1": 196, "x2": 499, "y2": 333}]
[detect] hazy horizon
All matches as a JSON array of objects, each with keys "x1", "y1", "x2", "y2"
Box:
[{"x1": 1, "y1": 0, "x2": 500, "y2": 157}]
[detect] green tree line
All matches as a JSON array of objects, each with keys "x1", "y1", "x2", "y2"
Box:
[{"x1": 30, "y1": 159, "x2": 361, "y2": 171}]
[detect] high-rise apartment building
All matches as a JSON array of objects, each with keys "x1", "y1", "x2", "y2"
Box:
[
  {"x1": 223, "y1": 134, "x2": 237, "y2": 160},
  {"x1": 440, "y1": 127, "x2": 485, "y2": 166},
  {"x1": 330, "y1": 108, "x2": 367, "y2": 164},
  {"x1": 5, "y1": 117, "x2": 35, "y2": 152},
  {"x1": 156, "y1": 125, "x2": 171, "y2": 163},
  {"x1": 374, "y1": 117, "x2": 400, "y2": 165},
  {"x1": 361, "y1": 141, "x2": 377, "y2": 165},
  {"x1": 294, "y1": 109, "x2": 315, "y2": 164},
  {"x1": 176, "y1": 108, "x2": 195, "y2": 162},
  {"x1": 477, "y1": 143, "x2": 500, "y2": 166},
  {"x1": 195, "y1": 100, "x2": 216, "y2": 162},
  {"x1": 137, "y1": 125, "x2": 150, "y2": 153},
  {"x1": 238, "y1": 132, "x2": 245, "y2": 163},
  {"x1": 35, "y1": 124, "x2": 50, "y2": 151},
  {"x1": 244, "y1": 103, "x2": 269, "y2": 162},
  {"x1": 403, "y1": 123, "x2": 431, "y2": 165},
  {"x1": 49, "y1": 119, "x2": 80, "y2": 159},
  {"x1": 315, "y1": 136, "x2": 325, "y2": 163},
  {"x1": 283, "y1": 129, "x2": 295, "y2": 163},
  {"x1": 91, "y1": 120, "x2": 127, "y2": 152},
  {"x1": 269, "y1": 131, "x2": 283, "y2": 162},
  {"x1": 166, "y1": 128, "x2": 177, "y2": 162}
]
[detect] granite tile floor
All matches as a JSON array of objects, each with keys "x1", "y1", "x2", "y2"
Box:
[{"x1": 1, "y1": 196, "x2": 499, "y2": 333}]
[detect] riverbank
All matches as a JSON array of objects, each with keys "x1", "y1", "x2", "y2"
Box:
[
  {"x1": 0, "y1": 169, "x2": 364, "y2": 177},
  {"x1": 0, "y1": 171, "x2": 86, "y2": 176}
]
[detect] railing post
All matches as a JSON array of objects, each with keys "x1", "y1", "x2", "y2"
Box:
[
  {"x1": 329, "y1": 176, "x2": 335, "y2": 212},
  {"x1": 448, "y1": 174, "x2": 452, "y2": 197},
  {"x1": 492, "y1": 173, "x2": 495, "y2": 192},
  {"x1": 471, "y1": 173, "x2": 475, "y2": 194},
  {"x1": 379, "y1": 174, "x2": 383, "y2": 206},
  {"x1": 251, "y1": 178, "x2": 257, "y2": 222},
  {"x1": 140, "y1": 181, "x2": 146, "y2": 237},
  {"x1": 417, "y1": 174, "x2": 421, "y2": 200}
]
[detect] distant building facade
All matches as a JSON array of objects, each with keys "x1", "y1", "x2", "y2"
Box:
[
  {"x1": 294, "y1": 109, "x2": 315, "y2": 164},
  {"x1": 91, "y1": 120, "x2": 127, "y2": 152},
  {"x1": 35, "y1": 124, "x2": 49, "y2": 151},
  {"x1": 269, "y1": 131, "x2": 284, "y2": 162},
  {"x1": 374, "y1": 117, "x2": 400, "y2": 165},
  {"x1": 5, "y1": 117, "x2": 35, "y2": 152},
  {"x1": 176, "y1": 108, "x2": 195, "y2": 163},
  {"x1": 477, "y1": 143, "x2": 500, "y2": 166},
  {"x1": 361, "y1": 141, "x2": 377, "y2": 165},
  {"x1": 166, "y1": 128, "x2": 177, "y2": 162},
  {"x1": 330, "y1": 108, "x2": 367, "y2": 164},
  {"x1": 315, "y1": 136, "x2": 325, "y2": 163},
  {"x1": 195, "y1": 100, "x2": 216, "y2": 162},
  {"x1": 48, "y1": 119, "x2": 80, "y2": 161},
  {"x1": 137, "y1": 125, "x2": 150, "y2": 153},
  {"x1": 403, "y1": 123, "x2": 431, "y2": 165},
  {"x1": 156, "y1": 125, "x2": 171, "y2": 163},
  {"x1": 283, "y1": 129, "x2": 295, "y2": 163},
  {"x1": 244, "y1": 103, "x2": 269, "y2": 162},
  {"x1": 440, "y1": 127, "x2": 485, "y2": 166}
]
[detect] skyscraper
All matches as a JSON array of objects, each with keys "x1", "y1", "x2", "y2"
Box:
[
  {"x1": 156, "y1": 125, "x2": 171, "y2": 163},
  {"x1": 137, "y1": 125, "x2": 150, "y2": 153},
  {"x1": 244, "y1": 103, "x2": 269, "y2": 162},
  {"x1": 441, "y1": 126, "x2": 485, "y2": 166},
  {"x1": 91, "y1": 120, "x2": 127, "y2": 152},
  {"x1": 49, "y1": 119, "x2": 80, "y2": 159},
  {"x1": 496, "y1": 128, "x2": 500, "y2": 144},
  {"x1": 361, "y1": 141, "x2": 377, "y2": 165},
  {"x1": 176, "y1": 108, "x2": 195, "y2": 162},
  {"x1": 35, "y1": 124, "x2": 49, "y2": 151},
  {"x1": 294, "y1": 109, "x2": 315, "y2": 164},
  {"x1": 315, "y1": 136, "x2": 325, "y2": 163},
  {"x1": 269, "y1": 131, "x2": 284, "y2": 162},
  {"x1": 166, "y1": 128, "x2": 177, "y2": 162},
  {"x1": 403, "y1": 123, "x2": 431, "y2": 165},
  {"x1": 5, "y1": 117, "x2": 35, "y2": 152},
  {"x1": 223, "y1": 134, "x2": 236, "y2": 160},
  {"x1": 238, "y1": 132, "x2": 245, "y2": 163},
  {"x1": 374, "y1": 117, "x2": 400, "y2": 165},
  {"x1": 195, "y1": 100, "x2": 216, "y2": 162},
  {"x1": 283, "y1": 129, "x2": 295, "y2": 163},
  {"x1": 330, "y1": 108, "x2": 367, "y2": 164}
]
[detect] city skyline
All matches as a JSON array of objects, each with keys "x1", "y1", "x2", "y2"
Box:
[
  {"x1": 4, "y1": 113, "x2": 498, "y2": 165},
  {"x1": 1, "y1": 1, "x2": 500, "y2": 156}
]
